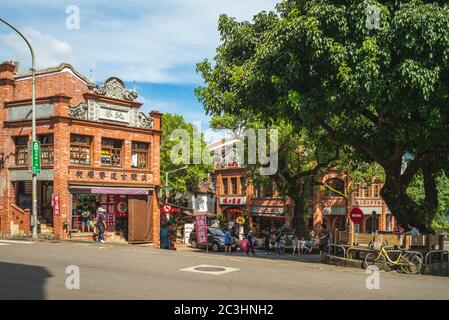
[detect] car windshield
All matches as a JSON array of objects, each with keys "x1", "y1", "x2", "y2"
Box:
[{"x1": 208, "y1": 228, "x2": 225, "y2": 237}]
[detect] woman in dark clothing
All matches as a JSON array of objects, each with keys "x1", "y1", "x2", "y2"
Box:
[
  {"x1": 264, "y1": 231, "x2": 270, "y2": 255},
  {"x1": 247, "y1": 231, "x2": 256, "y2": 255}
]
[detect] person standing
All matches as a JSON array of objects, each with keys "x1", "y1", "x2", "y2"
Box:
[
  {"x1": 247, "y1": 231, "x2": 256, "y2": 255},
  {"x1": 224, "y1": 228, "x2": 232, "y2": 255},
  {"x1": 292, "y1": 235, "x2": 299, "y2": 255},
  {"x1": 318, "y1": 224, "x2": 330, "y2": 262},
  {"x1": 95, "y1": 207, "x2": 107, "y2": 243},
  {"x1": 278, "y1": 234, "x2": 285, "y2": 256},
  {"x1": 264, "y1": 231, "x2": 271, "y2": 255},
  {"x1": 371, "y1": 211, "x2": 378, "y2": 234}
]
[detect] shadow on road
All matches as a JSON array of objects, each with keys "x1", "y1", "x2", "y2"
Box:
[{"x1": 0, "y1": 262, "x2": 53, "y2": 300}]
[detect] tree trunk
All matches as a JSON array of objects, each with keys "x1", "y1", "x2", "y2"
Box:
[
  {"x1": 290, "y1": 187, "x2": 308, "y2": 237},
  {"x1": 381, "y1": 163, "x2": 436, "y2": 234}
]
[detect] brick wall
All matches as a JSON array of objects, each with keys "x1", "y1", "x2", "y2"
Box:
[{"x1": 0, "y1": 61, "x2": 162, "y2": 241}]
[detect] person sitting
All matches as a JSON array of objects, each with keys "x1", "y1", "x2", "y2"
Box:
[
  {"x1": 299, "y1": 237, "x2": 307, "y2": 254},
  {"x1": 405, "y1": 223, "x2": 420, "y2": 236}
]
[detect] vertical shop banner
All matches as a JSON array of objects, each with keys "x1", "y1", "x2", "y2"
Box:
[
  {"x1": 115, "y1": 195, "x2": 128, "y2": 218},
  {"x1": 194, "y1": 215, "x2": 208, "y2": 244},
  {"x1": 100, "y1": 195, "x2": 116, "y2": 229},
  {"x1": 53, "y1": 195, "x2": 60, "y2": 216}
]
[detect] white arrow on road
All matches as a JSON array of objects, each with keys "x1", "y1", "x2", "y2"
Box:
[{"x1": 0, "y1": 240, "x2": 35, "y2": 245}]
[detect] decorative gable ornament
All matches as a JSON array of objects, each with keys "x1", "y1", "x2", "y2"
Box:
[{"x1": 88, "y1": 77, "x2": 138, "y2": 101}]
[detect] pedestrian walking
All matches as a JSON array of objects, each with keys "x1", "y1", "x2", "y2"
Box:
[
  {"x1": 264, "y1": 231, "x2": 271, "y2": 255},
  {"x1": 247, "y1": 231, "x2": 256, "y2": 255},
  {"x1": 318, "y1": 224, "x2": 330, "y2": 262},
  {"x1": 224, "y1": 228, "x2": 232, "y2": 255},
  {"x1": 95, "y1": 207, "x2": 107, "y2": 243}
]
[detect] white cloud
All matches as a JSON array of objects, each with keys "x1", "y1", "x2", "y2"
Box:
[
  {"x1": 0, "y1": 27, "x2": 72, "y2": 68},
  {"x1": 0, "y1": 0, "x2": 278, "y2": 83}
]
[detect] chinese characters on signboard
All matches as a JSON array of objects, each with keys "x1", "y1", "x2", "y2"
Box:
[
  {"x1": 194, "y1": 215, "x2": 208, "y2": 245},
  {"x1": 100, "y1": 195, "x2": 129, "y2": 229},
  {"x1": 72, "y1": 169, "x2": 149, "y2": 183}
]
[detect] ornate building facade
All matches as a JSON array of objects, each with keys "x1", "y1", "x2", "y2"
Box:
[{"x1": 0, "y1": 61, "x2": 161, "y2": 245}]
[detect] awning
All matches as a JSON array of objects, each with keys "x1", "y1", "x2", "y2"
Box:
[{"x1": 69, "y1": 185, "x2": 151, "y2": 195}]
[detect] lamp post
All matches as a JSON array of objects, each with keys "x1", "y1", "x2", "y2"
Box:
[
  {"x1": 0, "y1": 17, "x2": 38, "y2": 240},
  {"x1": 165, "y1": 166, "x2": 188, "y2": 203}
]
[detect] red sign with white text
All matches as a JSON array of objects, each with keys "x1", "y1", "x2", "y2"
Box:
[
  {"x1": 349, "y1": 207, "x2": 364, "y2": 224},
  {"x1": 53, "y1": 195, "x2": 60, "y2": 216},
  {"x1": 194, "y1": 215, "x2": 208, "y2": 245}
]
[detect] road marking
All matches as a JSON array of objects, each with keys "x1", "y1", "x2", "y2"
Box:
[
  {"x1": 0, "y1": 240, "x2": 35, "y2": 244},
  {"x1": 180, "y1": 264, "x2": 240, "y2": 276},
  {"x1": 0, "y1": 243, "x2": 9, "y2": 246}
]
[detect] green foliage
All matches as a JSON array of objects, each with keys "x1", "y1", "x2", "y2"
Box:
[
  {"x1": 196, "y1": 0, "x2": 449, "y2": 228},
  {"x1": 408, "y1": 172, "x2": 449, "y2": 227},
  {"x1": 161, "y1": 113, "x2": 213, "y2": 194}
]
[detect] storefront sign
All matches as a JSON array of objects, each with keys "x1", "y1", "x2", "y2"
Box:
[
  {"x1": 99, "y1": 195, "x2": 129, "y2": 229},
  {"x1": 220, "y1": 196, "x2": 246, "y2": 205},
  {"x1": 31, "y1": 141, "x2": 41, "y2": 174},
  {"x1": 184, "y1": 223, "x2": 194, "y2": 244},
  {"x1": 194, "y1": 215, "x2": 208, "y2": 244},
  {"x1": 70, "y1": 168, "x2": 151, "y2": 184},
  {"x1": 354, "y1": 199, "x2": 383, "y2": 206},
  {"x1": 250, "y1": 206, "x2": 285, "y2": 216},
  {"x1": 53, "y1": 194, "x2": 60, "y2": 216},
  {"x1": 349, "y1": 207, "x2": 364, "y2": 224},
  {"x1": 161, "y1": 204, "x2": 173, "y2": 213}
]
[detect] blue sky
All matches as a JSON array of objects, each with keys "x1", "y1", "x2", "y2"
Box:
[{"x1": 0, "y1": 0, "x2": 278, "y2": 140}]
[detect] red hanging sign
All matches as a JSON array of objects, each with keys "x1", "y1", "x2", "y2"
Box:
[
  {"x1": 194, "y1": 215, "x2": 208, "y2": 245},
  {"x1": 53, "y1": 194, "x2": 60, "y2": 216}
]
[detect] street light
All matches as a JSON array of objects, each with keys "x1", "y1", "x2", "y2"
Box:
[
  {"x1": 0, "y1": 17, "x2": 38, "y2": 240},
  {"x1": 165, "y1": 166, "x2": 188, "y2": 203}
]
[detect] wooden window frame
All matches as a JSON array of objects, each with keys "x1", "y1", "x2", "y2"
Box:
[
  {"x1": 101, "y1": 138, "x2": 124, "y2": 167},
  {"x1": 222, "y1": 177, "x2": 229, "y2": 195},
  {"x1": 14, "y1": 136, "x2": 29, "y2": 166},
  {"x1": 70, "y1": 134, "x2": 93, "y2": 165},
  {"x1": 39, "y1": 134, "x2": 54, "y2": 165},
  {"x1": 131, "y1": 141, "x2": 150, "y2": 169}
]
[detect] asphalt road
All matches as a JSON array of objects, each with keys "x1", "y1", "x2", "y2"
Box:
[{"x1": 0, "y1": 239, "x2": 448, "y2": 300}]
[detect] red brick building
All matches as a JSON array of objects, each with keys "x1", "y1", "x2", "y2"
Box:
[
  {"x1": 210, "y1": 139, "x2": 395, "y2": 236},
  {"x1": 0, "y1": 61, "x2": 161, "y2": 245}
]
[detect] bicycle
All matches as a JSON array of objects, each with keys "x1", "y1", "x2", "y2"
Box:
[{"x1": 364, "y1": 243, "x2": 422, "y2": 274}]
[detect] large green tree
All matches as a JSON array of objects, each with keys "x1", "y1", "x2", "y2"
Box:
[
  {"x1": 161, "y1": 113, "x2": 213, "y2": 202},
  {"x1": 196, "y1": 0, "x2": 449, "y2": 232}
]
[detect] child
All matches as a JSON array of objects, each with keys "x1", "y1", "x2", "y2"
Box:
[{"x1": 278, "y1": 235, "x2": 285, "y2": 256}]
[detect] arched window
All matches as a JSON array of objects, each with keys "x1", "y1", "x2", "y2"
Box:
[{"x1": 323, "y1": 178, "x2": 345, "y2": 197}]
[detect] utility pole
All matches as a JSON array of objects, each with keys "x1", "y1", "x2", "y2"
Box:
[{"x1": 0, "y1": 17, "x2": 38, "y2": 240}]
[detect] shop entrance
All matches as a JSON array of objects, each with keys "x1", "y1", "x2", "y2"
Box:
[
  {"x1": 71, "y1": 193, "x2": 129, "y2": 241},
  {"x1": 16, "y1": 181, "x2": 53, "y2": 229}
]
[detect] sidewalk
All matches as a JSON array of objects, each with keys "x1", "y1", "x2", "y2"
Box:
[{"x1": 175, "y1": 243, "x2": 322, "y2": 263}]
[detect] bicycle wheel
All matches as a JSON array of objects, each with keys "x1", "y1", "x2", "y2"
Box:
[
  {"x1": 399, "y1": 255, "x2": 422, "y2": 274},
  {"x1": 364, "y1": 251, "x2": 386, "y2": 270}
]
